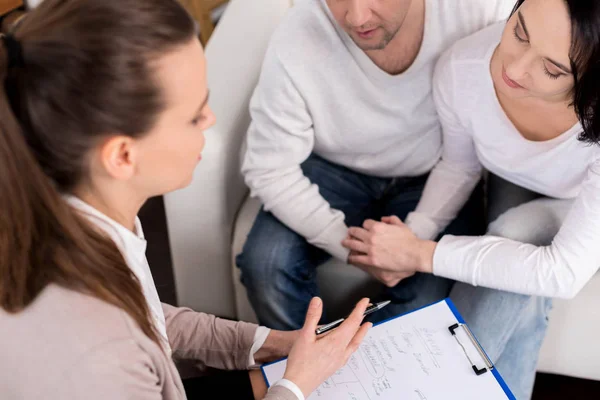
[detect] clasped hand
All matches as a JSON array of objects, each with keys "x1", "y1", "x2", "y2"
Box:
[{"x1": 341, "y1": 216, "x2": 435, "y2": 287}]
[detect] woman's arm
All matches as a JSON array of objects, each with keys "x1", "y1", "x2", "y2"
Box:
[
  {"x1": 343, "y1": 159, "x2": 600, "y2": 298},
  {"x1": 58, "y1": 324, "x2": 302, "y2": 400},
  {"x1": 163, "y1": 304, "x2": 297, "y2": 373},
  {"x1": 263, "y1": 385, "x2": 303, "y2": 400},
  {"x1": 164, "y1": 298, "x2": 372, "y2": 400},
  {"x1": 404, "y1": 48, "x2": 483, "y2": 240},
  {"x1": 163, "y1": 303, "x2": 257, "y2": 371},
  {"x1": 431, "y1": 160, "x2": 600, "y2": 299},
  {"x1": 352, "y1": 160, "x2": 600, "y2": 298}
]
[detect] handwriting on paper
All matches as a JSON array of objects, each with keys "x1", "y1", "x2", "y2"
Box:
[{"x1": 263, "y1": 301, "x2": 511, "y2": 400}]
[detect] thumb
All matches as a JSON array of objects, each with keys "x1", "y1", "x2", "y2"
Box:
[{"x1": 301, "y1": 297, "x2": 323, "y2": 339}]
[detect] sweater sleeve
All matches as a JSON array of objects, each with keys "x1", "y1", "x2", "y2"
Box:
[
  {"x1": 433, "y1": 159, "x2": 600, "y2": 299},
  {"x1": 265, "y1": 385, "x2": 302, "y2": 400},
  {"x1": 241, "y1": 48, "x2": 349, "y2": 261},
  {"x1": 405, "y1": 48, "x2": 483, "y2": 240},
  {"x1": 162, "y1": 303, "x2": 258, "y2": 371}
]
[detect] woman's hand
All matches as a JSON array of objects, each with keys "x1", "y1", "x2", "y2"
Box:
[
  {"x1": 254, "y1": 330, "x2": 300, "y2": 365},
  {"x1": 283, "y1": 297, "x2": 372, "y2": 398},
  {"x1": 342, "y1": 216, "x2": 436, "y2": 287}
]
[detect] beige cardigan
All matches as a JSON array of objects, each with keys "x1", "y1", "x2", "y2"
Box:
[{"x1": 0, "y1": 284, "x2": 295, "y2": 399}]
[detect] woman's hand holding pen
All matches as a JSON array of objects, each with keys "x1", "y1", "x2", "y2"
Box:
[{"x1": 283, "y1": 297, "x2": 372, "y2": 398}]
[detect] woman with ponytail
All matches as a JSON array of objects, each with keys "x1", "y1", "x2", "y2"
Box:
[{"x1": 0, "y1": 1, "x2": 371, "y2": 399}]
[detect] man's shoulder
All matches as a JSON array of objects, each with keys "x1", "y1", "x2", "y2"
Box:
[
  {"x1": 443, "y1": 22, "x2": 504, "y2": 66},
  {"x1": 448, "y1": 0, "x2": 514, "y2": 21},
  {"x1": 427, "y1": 0, "x2": 511, "y2": 64},
  {"x1": 268, "y1": 0, "x2": 340, "y2": 66},
  {"x1": 432, "y1": 0, "x2": 512, "y2": 40},
  {"x1": 433, "y1": 23, "x2": 503, "y2": 115}
]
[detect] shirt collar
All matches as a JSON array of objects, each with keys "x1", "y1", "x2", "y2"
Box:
[{"x1": 64, "y1": 195, "x2": 147, "y2": 263}]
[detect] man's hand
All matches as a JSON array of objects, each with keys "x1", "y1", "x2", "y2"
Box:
[
  {"x1": 342, "y1": 216, "x2": 435, "y2": 285},
  {"x1": 349, "y1": 250, "x2": 415, "y2": 287}
]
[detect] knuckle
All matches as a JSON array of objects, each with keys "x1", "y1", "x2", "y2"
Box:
[
  {"x1": 370, "y1": 254, "x2": 379, "y2": 266},
  {"x1": 382, "y1": 273, "x2": 395, "y2": 286}
]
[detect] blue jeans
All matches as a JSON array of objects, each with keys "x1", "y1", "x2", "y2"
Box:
[
  {"x1": 369, "y1": 173, "x2": 561, "y2": 400},
  {"x1": 237, "y1": 154, "x2": 483, "y2": 328},
  {"x1": 453, "y1": 174, "x2": 570, "y2": 400}
]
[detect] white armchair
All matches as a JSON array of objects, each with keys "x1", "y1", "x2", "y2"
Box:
[{"x1": 164, "y1": 0, "x2": 600, "y2": 382}]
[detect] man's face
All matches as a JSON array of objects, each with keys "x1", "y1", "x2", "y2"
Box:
[{"x1": 326, "y1": 0, "x2": 413, "y2": 51}]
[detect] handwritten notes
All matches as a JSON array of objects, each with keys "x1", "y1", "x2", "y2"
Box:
[{"x1": 262, "y1": 300, "x2": 512, "y2": 400}]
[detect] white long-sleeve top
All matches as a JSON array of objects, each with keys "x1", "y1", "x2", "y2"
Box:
[
  {"x1": 406, "y1": 23, "x2": 600, "y2": 299},
  {"x1": 242, "y1": 0, "x2": 514, "y2": 261}
]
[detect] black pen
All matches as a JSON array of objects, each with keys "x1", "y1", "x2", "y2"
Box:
[{"x1": 315, "y1": 300, "x2": 391, "y2": 335}]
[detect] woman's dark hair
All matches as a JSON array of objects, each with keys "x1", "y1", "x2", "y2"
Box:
[
  {"x1": 510, "y1": 0, "x2": 600, "y2": 144},
  {"x1": 0, "y1": 0, "x2": 196, "y2": 346}
]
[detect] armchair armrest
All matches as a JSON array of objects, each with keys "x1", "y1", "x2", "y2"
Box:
[{"x1": 164, "y1": 0, "x2": 292, "y2": 318}]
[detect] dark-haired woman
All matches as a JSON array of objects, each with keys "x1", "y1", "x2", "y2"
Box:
[
  {"x1": 342, "y1": 0, "x2": 600, "y2": 398},
  {"x1": 0, "y1": 1, "x2": 371, "y2": 399}
]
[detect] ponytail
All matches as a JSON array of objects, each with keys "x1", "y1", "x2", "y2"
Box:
[
  {"x1": 0, "y1": 39, "x2": 162, "y2": 346},
  {"x1": 0, "y1": 0, "x2": 195, "y2": 348}
]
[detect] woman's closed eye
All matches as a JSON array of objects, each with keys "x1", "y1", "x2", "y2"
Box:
[
  {"x1": 513, "y1": 22, "x2": 566, "y2": 81},
  {"x1": 543, "y1": 63, "x2": 562, "y2": 80},
  {"x1": 512, "y1": 23, "x2": 527, "y2": 43}
]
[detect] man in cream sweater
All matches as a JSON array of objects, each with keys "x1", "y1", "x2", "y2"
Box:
[{"x1": 238, "y1": 0, "x2": 513, "y2": 329}]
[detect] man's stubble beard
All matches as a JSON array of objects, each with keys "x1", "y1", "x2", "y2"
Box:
[{"x1": 352, "y1": 25, "x2": 401, "y2": 51}]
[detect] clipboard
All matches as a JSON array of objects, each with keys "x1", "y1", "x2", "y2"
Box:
[
  {"x1": 444, "y1": 298, "x2": 514, "y2": 396},
  {"x1": 261, "y1": 298, "x2": 516, "y2": 400}
]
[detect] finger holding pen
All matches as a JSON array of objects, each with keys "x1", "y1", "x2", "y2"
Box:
[
  {"x1": 316, "y1": 300, "x2": 389, "y2": 335},
  {"x1": 282, "y1": 297, "x2": 372, "y2": 398}
]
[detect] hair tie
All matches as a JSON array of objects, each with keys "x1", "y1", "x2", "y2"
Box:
[{"x1": 1, "y1": 33, "x2": 24, "y2": 69}]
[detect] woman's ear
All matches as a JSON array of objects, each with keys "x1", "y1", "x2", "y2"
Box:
[{"x1": 98, "y1": 135, "x2": 137, "y2": 181}]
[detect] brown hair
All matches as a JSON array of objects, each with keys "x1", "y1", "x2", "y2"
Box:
[{"x1": 0, "y1": 0, "x2": 196, "y2": 346}]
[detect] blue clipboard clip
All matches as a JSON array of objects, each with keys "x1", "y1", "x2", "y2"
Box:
[{"x1": 449, "y1": 323, "x2": 495, "y2": 376}]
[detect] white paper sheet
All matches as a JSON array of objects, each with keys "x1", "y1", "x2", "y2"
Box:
[{"x1": 262, "y1": 300, "x2": 512, "y2": 400}]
